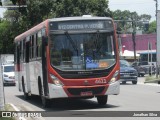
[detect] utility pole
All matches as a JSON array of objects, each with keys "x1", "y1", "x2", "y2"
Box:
[
  {"x1": 0, "y1": 55, "x2": 5, "y2": 110},
  {"x1": 132, "y1": 21, "x2": 136, "y2": 62},
  {"x1": 154, "y1": 0, "x2": 159, "y2": 78}
]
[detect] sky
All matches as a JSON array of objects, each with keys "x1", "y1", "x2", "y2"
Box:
[
  {"x1": 0, "y1": 0, "x2": 159, "y2": 21},
  {"x1": 109, "y1": 0, "x2": 159, "y2": 21}
]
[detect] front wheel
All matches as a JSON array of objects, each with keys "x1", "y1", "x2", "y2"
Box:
[{"x1": 97, "y1": 95, "x2": 108, "y2": 105}]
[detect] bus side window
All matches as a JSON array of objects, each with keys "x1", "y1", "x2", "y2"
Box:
[
  {"x1": 23, "y1": 39, "x2": 26, "y2": 62},
  {"x1": 32, "y1": 35, "x2": 34, "y2": 59},
  {"x1": 16, "y1": 42, "x2": 20, "y2": 64},
  {"x1": 25, "y1": 37, "x2": 30, "y2": 63},
  {"x1": 20, "y1": 41, "x2": 23, "y2": 62},
  {"x1": 14, "y1": 43, "x2": 20, "y2": 64},
  {"x1": 29, "y1": 36, "x2": 32, "y2": 60},
  {"x1": 37, "y1": 31, "x2": 42, "y2": 58}
]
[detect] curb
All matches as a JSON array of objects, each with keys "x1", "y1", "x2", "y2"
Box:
[{"x1": 8, "y1": 103, "x2": 45, "y2": 120}]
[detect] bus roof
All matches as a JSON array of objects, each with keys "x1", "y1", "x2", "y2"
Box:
[
  {"x1": 14, "y1": 16, "x2": 113, "y2": 42},
  {"x1": 14, "y1": 19, "x2": 49, "y2": 42},
  {"x1": 48, "y1": 16, "x2": 112, "y2": 22}
]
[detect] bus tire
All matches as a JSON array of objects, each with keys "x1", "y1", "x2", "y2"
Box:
[
  {"x1": 38, "y1": 78, "x2": 51, "y2": 108},
  {"x1": 22, "y1": 77, "x2": 29, "y2": 100},
  {"x1": 97, "y1": 95, "x2": 108, "y2": 105}
]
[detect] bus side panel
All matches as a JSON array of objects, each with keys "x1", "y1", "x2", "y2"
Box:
[
  {"x1": 30, "y1": 60, "x2": 43, "y2": 95},
  {"x1": 22, "y1": 63, "x2": 27, "y2": 92},
  {"x1": 29, "y1": 61, "x2": 39, "y2": 95},
  {"x1": 25, "y1": 63, "x2": 31, "y2": 93}
]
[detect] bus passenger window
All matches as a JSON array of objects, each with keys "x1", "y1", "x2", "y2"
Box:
[
  {"x1": 32, "y1": 35, "x2": 34, "y2": 59},
  {"x1": 37, "y1": 31, "x2": 42, "y2": 58},
  {"x1": 29, "y1": 36, "x2": 32, "y2": 60}
]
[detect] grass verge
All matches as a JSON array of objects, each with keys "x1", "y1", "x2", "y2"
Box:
[
  {"x1": 145, "y1": 75, "x2": 160, "y2": 83},
  {"x1": 0, "y1": 104, "x2": 16, "y2": 120}
]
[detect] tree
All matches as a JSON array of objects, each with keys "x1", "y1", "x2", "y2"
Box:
[
  {"x1": 0, "y1": 20, "x2": 15, "y2": 53},
  {"x1": 112, "y1": 10, "x2": 151, "y2": 33},
  {"x1": 148, "y1": 21, "x2": 156, "y2": 33},
  {"x1": 0, "y1": 0, "x2": 111, "y2": 54},
  {"x1": 52, "y1": 0, "x2": 111, "y2": 17},
  {"x1": 24, "y1": 0, "x2": 111, "y2": 26}
]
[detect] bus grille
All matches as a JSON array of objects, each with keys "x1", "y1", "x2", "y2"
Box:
[{"x1": 67, "y1": 86, "x2": 105, "y2": 96}]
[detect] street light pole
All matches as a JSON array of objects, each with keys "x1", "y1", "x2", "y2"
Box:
[{"x1": 0, "y1": 55, "x2": 5, "y2": 110}]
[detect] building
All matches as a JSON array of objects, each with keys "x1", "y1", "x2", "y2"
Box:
[
  {"x1": 119, "y1": 34, "x2": 156, "y2": 62},
  {"x1": 120, "y1": 34, "x2": 156, "y2": 53}
]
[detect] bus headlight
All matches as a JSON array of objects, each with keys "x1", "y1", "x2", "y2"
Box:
[
  {"x1": 109, "y1": 70, "x2": 119, "y2": 84},
  {"x1": 50, "y1": 74, "x2": 63, "y2": 86}
]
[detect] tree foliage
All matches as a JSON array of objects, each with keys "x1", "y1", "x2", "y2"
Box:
[
  {"x1": 0, "y1": 0, "x2": 154, "y2": 54},
  {"x1": 0, "y1": 0, "x2": 111, "y2": 53},
  {"x1": 0, "y1": 20, "x2": 15, "y2": 53},
  {"x1": 148, "y1": 21, "x2": 156, "y2": 33},
  {"x1": 112, "y1": 10, "x2": 151, "y2": 33}
]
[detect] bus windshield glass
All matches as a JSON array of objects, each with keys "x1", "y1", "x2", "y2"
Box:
[{"x1": 50, "y1": 31, "x2": 116, "y2": 71}]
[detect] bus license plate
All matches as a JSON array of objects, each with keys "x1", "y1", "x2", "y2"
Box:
[{"x1": 80, "y1": 91, "x2": 93, "y2": 96}]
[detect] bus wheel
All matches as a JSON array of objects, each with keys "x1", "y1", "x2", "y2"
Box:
[
  {"x1": 38, "y1": 81, "x2": 51, "y2": 108},
  {"x1": 97, "y1": 95, "x2": 108, "y2": 105},
  {"x1": 22, "y1": 79, "x2": 29, "y2": 100}
]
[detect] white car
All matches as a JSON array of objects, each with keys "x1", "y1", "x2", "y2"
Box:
[{"x1": 2, "y1": 64, "x2": 16, "y2": 86}]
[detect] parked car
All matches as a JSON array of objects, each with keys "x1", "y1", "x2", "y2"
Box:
[
  {"x1": 120, "y1": 60, "x2": 138, "y2": 84},
  {"x1": 131, "y1": 61, "x2": 151, "y2": 76},
  {"x1": 2, "y1": 64, "x2": 16, "y2": 86}
]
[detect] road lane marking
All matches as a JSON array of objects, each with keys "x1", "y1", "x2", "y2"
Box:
[{"x1": 9, "y1": 103, "x2": 26, "y2": 120}]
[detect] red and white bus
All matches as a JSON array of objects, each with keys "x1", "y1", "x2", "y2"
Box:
[{"x1": 14, "y1": 15, "x2": 120, "y2": 107}]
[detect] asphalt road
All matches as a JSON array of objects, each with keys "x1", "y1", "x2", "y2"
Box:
[{"x1": 3, "y1": 77, "x2": 160, "y2": 119}]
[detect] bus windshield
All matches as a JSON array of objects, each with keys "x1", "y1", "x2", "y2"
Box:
[{"x1": 50, "y1": 32, "x2": 116, "y2": 71}]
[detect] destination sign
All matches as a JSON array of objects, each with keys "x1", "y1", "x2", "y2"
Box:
[{"x1": 50, "y1": 20, "x2": 113, "y2": 30}]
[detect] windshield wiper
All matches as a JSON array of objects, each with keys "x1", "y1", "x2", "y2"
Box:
[
  {"x1": 94, "y1": 30, "x2": 103, "y2": 52},
  {"x1": 64, "y1": 31, "x2": 78, "y2": 56}
]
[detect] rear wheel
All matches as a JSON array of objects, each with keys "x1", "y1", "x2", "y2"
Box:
[
  {"x1": 97, "y1": 95, "x2": 108, "y2": 105},
  {"x1": 22, "y1": 79, "x2": 29, "y2": 100}
]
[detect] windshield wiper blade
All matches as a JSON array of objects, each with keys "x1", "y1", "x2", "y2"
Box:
[
  {"x1": 65, "y1": 31, "x2": 78, "y2": 55},
  {"x1": 94, "y1": 30, "x2": 103, "y2": 53}
]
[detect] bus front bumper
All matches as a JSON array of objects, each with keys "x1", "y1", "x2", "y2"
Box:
[{"x1": 48, "y1": 80, "x2": 120, "y2": 98}]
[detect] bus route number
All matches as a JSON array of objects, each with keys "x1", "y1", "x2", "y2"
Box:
[{"x1": 95, "y1": 78, "x2": 107, "y2": 84}]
